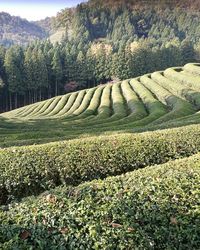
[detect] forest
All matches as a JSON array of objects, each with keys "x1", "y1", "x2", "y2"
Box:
[{"x1": 0, "y1": 1, "x2": 199, "y2": 112}]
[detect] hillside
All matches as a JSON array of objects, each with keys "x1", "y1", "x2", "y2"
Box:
[
  {"x1": 0, "y1": 0, "x2": 200, "y2": 113},
  {"x1": 1, "y1": 1, "x2": 200, "y2": 249},
  {"x1": 1, "y1": 152, "x2": 200, "y2": 249},
  {"x1": 0, "y1": 12, "x2": 47, "y2": 46},
  {"x1": 1, "y1": 62, "x2": 200, "y2": 147},
  {"x1": 1, "y1": 62, "x2": 200, "y2": 248},
  {"x1": 88, "y1": 0, "x2": 200, "y2": 9},
  {"x1": 53, "y1": 0, "x2": 200, "y2": 45},
  {"x1": 1, "y1": 0, "x2": 200, "y2": 46}
]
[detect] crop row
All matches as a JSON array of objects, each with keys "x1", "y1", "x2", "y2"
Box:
[
  {"x1": 1, "y1": 123, "x2": 200, "y2": 204},
  {"x1": 1, "y1": 152, "x2": 200, "y2": 249},
  {"x1": 164, "y1": 67, "x2": 200, "y2": 92},
  {"x1": 184, "y1": 63, "x2": 200, "y2": 75},
  {"x1": 2, "y1": 64, "x2": 200, "y2": 129},
  {"x1": 140, "y1": 74, "x2": 195, "y2": 123}
]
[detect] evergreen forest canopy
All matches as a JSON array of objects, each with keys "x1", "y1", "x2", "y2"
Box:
[{"x1": 0, "y1": 0, "x2": 200, "y2": 112}]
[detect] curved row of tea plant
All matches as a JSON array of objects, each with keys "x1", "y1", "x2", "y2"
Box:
[
  {"x1": 1, "y1": 63, "x2": 200, "y2": 249},
  {"x1": 1, "y1": 153, "x2": 200, "y2": 249},
  {"x1": 1, "y1": 63, "x2": 200, "y2": 148},
  {"x1": 1, "y1": 63, "x2": 200, "y2": 128},
  {"x1": 1, "y1": 123, "x2": 200, "y2": 205}
]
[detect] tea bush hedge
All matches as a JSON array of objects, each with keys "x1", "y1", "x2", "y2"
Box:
[
  {"x1": 1, "y1": 154, "x2": 200, "y2": 249},
  {"x1": 1, "y1": 124, "x2": 200, "y2": 204}
]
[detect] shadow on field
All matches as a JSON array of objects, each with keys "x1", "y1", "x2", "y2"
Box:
[{"x1": 1, "y1": 107, "x2": 200, "y2": 149}]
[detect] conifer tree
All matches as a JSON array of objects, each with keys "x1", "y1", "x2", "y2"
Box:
[
  {"x1": 4, "y1": 46, "x2": 24, "y2": 109},
  {"x1": 52, "y1": 48, "x2": 63, "y2": 96}
]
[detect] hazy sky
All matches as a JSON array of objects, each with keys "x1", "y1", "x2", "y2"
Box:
[{"x1": 0, "y1": 0, "x2": 87, "y2": 21}]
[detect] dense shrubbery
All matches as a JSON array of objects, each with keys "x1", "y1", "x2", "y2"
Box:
[
  {"x1": 151, "y1": 71, "x2": 200, "y2": 109},
  {"x1": 1, "y1": 124, "x2": 200, "y2": 204},
  {"x1": 1, "y1": 154, "x2": 200, "y2": 249}
]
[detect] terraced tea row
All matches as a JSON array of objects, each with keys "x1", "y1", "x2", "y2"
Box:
[
  {"x1": 1, "y1": 63, "x2": 200, "y2": 149},
  {"x1": 1, "y1": 122, "x2": 200, "y2": 205},
  {"x1": 2, "y1": 63, "x2": 200, "y2": 127}
]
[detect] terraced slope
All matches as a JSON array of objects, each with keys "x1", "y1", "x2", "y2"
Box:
[
  {"x1": 1, "y1": 63, "x2": 200, "y2": 249},
  {"x1": 1, "y1": 63, "x2": 200, "y2": 148},
  {"x1": 2, "y1": 63, "x2": 200, "y2": 123}
]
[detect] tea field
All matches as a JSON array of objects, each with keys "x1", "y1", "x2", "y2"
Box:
[{"x1": 1, "y1": 63, "x2": 200, "y2": 249}]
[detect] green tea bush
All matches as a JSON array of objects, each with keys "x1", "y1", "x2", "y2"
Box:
[
  {"x1": 1, "y1": 124, "x2": 200, "y2": 204},
  {"x1": 55, "y1": 92, "x2": 78, "y2": 116},
  {"x1": 88, "y1": 82, "x2": 127, "y2": 125},
  {"x1": 110, "y1": 82, "x2": 127, "y2": 118},
  {"x1": 10, "y1": 102, "x2": 38, "y2": 118},
  {"x1": 184, "y1": 63, "x2": 200, "y2": 76},
  {"x1": 90, "y1": 80, "x2": 149, "y2": 127},
  {"x1": 129, "y1": 78, "x2": 167, "y2": 123},
  {"x1": 1, "y1": 154, "x2": 200, "y2": 249},
  {"x1": 39, "y1": 96, "x2": 62, "y2": 117},
  {"x1": 21, "y1": 103, "x2": 42, "y2": 118},
  {"x1": 69, "y1": 87, "x2": 96, "y2": 118},
  {"x1": 78, "y1": 85, "x2": 104, "y2": 118},
  {"x1": 140, "y1": 75, "x2": 195, "y2": 124},
  {"x1": 60, "y1": 90, "x2": 86, "y2": 117},
  {"x1": 121, "y1": 80, "x2": 147, "y2": 119},
  {"x1": 95, "y1": 84, "x2": 112, "y2": 119},
  {"x1": 151, "y1": 71, "x2": 200, "y2": 109},
  {"x1": 30, "y1": 98, "x2": 55, "y2": 118},
  {"x1": 47, "y1": 94, "x2": 70, "y2": 116},
  {"x1": 164, "y1": 68, "x2": 200, "y2": 91}
]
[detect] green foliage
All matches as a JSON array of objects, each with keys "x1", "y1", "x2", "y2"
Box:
[
  {"x1": 164, "y1": 68, "x2": 200, "y2": 92},
  {"x1": 4, "y1": 46, "x2": 24, "y2": 95},
  {"x1": 1, "y1": 123, "x2": 200, "y2": 204},
  {"x1": 151, "y1": 71, "x2": 200, "y2": 109},
  {"x1": 184, "y1": 63, "x2": 200, "y2": 76},
  {"x1": 1, "y1": 63, "x2": 200, "y2": 148},
  {"x1": 0, "y1": 61, "x2": 200, "y2": 249},
  {"x1": 1, "y1": 0, "x2": 200, "y2": 112},
  {"x1": 140, "y1": 74, "x2": 195, "y2": 123},
  {"x1": 1, "y1": 5, "x2": 200, "y2": 245},
  {"x1": 52, "y1": 47, "x2": 63, "y2": 96},
  {"x1": 74, "y1": 85, "x2": 104, "y2": 119},
  {"x1": 69, "y1": 87, "x2": 96, "y2": 118},
  {"x1": 1, "y1": 153, "x2": 200, "y2": 249},
  {"x1": 129, "y1": 78, "x2": 167, "y2": 124}
]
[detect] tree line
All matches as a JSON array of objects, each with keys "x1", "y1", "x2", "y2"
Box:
[
  {"x1": 0, "y1": 38, "x2": 197, "y2": 112},
  {"x1": 0, "y1": 1, "x2": 200, "y2": 112}
]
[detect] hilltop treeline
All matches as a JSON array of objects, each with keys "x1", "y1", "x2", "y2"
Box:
[
  {"x1": 0, "y1": 39, "x2": 196, "y2": 112},
  {"x1": 0, "y1": 1, "x2": 200, "y2": 111},
  {"x1": 56, "y1": 1, "x2": 200, "y2": 45}
]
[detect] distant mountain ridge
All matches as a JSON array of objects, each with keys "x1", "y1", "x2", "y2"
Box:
[
  {"x1": 0, "y1": 0, "x2": 200, "y2": 46},
  {"x1": 0, "y1": 12, "x2": 47, "y2": 46}
]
